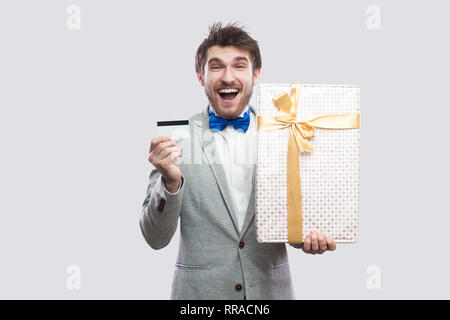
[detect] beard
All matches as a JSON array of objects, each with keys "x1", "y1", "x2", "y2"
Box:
[{"x1": 205, "y1": 81, "x2": 254, "y2": 119}]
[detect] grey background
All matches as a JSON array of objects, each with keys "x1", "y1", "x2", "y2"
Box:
[{"x1": 0, "y1": 0, "x2": 449, "y2": 299}]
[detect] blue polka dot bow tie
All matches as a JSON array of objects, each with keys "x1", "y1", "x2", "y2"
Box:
[{"x1": 208, "y1": 107, "x2": 250, "y2": 133}]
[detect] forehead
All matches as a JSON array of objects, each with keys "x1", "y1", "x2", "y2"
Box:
[{"x1": 206, "y1": 45, "x2": 251, "y2": 63}]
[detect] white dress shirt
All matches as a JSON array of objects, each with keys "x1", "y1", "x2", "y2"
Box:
[{"x1": 209, "y1": 105, "x2": 257, "y2": 232}]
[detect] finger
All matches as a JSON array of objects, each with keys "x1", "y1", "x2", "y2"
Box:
[
  {"x1": 158, "y1": 150, "x2": 182, "y2": 168},
  {"x1": 154, "y1": 140, "x2": 178, "y2": 155},
  {"x1": 325, "y1": 235, "x2": 336, "y2": 251},
  {"x1": 157, "y1": 146, "x2": 181, "y2": 162},
  {"x1": 150, "y1": 149, "x2": 182, "y2": 168},
  {"x1": 310, "y1": 247, "x2": 325, "y2": 255},
  {"x1": 318, "y1": 232, "x2": 327, "y2": 251},
  {"x1": 150, "y1": 136, "x2": 171, "y2": 153},
  {"x1": 311, "y1": 230, "x2": 319, "y2": 252},
  {"x1": 311, "y1": 230, "x2": 319, "y2": 251},
  {"x1": 150, "y1": 141, "x2": 178, "y2": 162},
  {"x1": 170, "y1": 150, "x2": 183, "y2": 165},
  {"x1": 157, "y1": 156, "x2": 175, "y2": 170},
  {"x1": 149, "y1": 145, "x2": 179, "y2": 165},
  {"x1": 302, "y1": 234, "x2": 311, "y2": 253},
  {"x1": 151, "y1": 138, "x2": 177, "y2": 155},
  {"x1": 160, "y1": 150, "x2": 182, "y2": 166}
]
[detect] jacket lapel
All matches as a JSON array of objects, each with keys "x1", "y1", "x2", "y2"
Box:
[
  {"x1": 194, "y1": 107, "x2": 240, "y2": 234},
  {"x1": 238, "y1": 164, "x2": 256, "y2": 238},
  {"x1": 238, "y1": 105, "x2": 257, "y2": 238},
  {"x1": 193, "y1": 105, "x2": 258, "y2": 238}
]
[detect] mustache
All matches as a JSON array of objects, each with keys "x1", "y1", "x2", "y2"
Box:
[{"x1": 215, "y1": 84, "x2": 241, "y2": 90}]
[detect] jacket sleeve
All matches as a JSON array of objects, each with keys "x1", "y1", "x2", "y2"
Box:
[
  {"x1": 289, "y1": 243, "x2": 302, "y2": 249},
  {"x1": 139, "y1": 168, "x2": 185, "y2": 250}
]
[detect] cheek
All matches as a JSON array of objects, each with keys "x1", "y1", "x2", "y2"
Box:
[
  {"x1": 205, "y1": 73, "x2": 221, "y2": 87},
  {"x1": 205, "y1": 82, "x2": 218, "y2": 94},
  {"x1": 238, "y1": 74, "x2": 254, "y2": 87}
]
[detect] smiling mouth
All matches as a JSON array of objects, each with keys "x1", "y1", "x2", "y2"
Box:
[{"x1": 217, "y1": 88, "x2": 240, "y2": 101}]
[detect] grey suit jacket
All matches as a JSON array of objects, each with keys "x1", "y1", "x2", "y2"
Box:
[{"x1": 140, "y1": 105, "x2": 300, "y2": 300}]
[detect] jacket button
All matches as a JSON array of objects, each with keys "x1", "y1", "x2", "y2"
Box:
[
  {"x1": 158, "y1": 199, "x2": 166, "y2": 212},
  {"x1": 235, "y1": 283, "x2": 243, "y2": 292},
  {"x1": 238, "y1": 241, "x2": 245, "y2": 249}
]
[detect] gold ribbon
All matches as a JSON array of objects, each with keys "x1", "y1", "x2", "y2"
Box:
[{"x1": 257, "y1": 84, "x2": 360, "y2": 243}]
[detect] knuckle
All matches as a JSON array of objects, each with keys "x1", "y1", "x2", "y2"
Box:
[
  {"x1": 151, "y1": 137, "x2": 160, "y2": 148},
  {"x1": 156, "y1": 143, "x2": 164, "y2": 152}
]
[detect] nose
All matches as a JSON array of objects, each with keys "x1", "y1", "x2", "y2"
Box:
[{"x1": 221, "y1": 66, "x2": 236, "y2": 84}]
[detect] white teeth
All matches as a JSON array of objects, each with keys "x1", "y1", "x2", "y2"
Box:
[{"x1": 218, "y1": 88, "x2": 239, "y2": 93}]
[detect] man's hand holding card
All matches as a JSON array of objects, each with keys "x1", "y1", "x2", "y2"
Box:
[{"x1": 149, "y1": 121, "x2": 190, "y2": 193}]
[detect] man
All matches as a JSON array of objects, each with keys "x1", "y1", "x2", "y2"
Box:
[{"x1": 140, "y1": 22, "x2": 336, "y2": 300}]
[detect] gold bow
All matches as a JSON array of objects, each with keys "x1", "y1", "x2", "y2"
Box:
[{"x1": 257, "y1": 84, "x2": 360, "y2": 243}]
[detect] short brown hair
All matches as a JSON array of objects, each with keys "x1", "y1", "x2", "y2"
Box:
[{"x1": 195, "y1": 22, "x2": 262, "y2": 75}]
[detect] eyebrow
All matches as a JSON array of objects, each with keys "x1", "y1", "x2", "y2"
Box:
[{"x1": 208, "y1": 56, "x2": 249, "y2": 65}]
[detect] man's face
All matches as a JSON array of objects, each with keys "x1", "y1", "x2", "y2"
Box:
[{"x1": 197, "y1": 45, "x2": 260, "y2": 119}]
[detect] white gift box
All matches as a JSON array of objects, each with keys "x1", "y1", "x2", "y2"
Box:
[{"x1": 255, "y1": 84, "x2": 360, "y2": 243}]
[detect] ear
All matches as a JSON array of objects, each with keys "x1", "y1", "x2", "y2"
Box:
[
  {"x1": 253, "y1": 68, "x2": 261, "y2": 85},
  {"x1": 196, "y1": 72, "x2": 205, "y2": 87}
]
